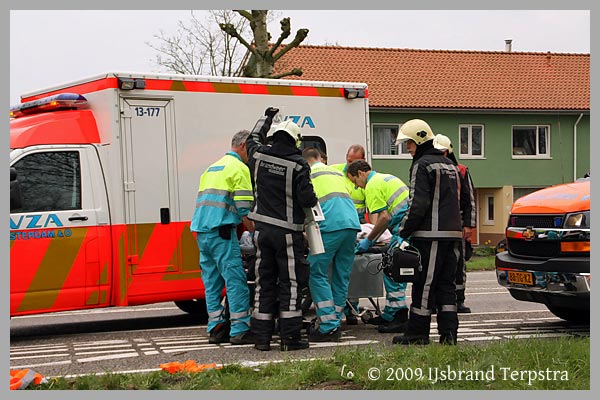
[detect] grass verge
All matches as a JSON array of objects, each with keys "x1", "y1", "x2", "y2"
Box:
[
  {"x1": 32, "y1": 336, "x2": 589, "y2": 390},
  {"x1": 466, "y1": 255, "x2": 495, "y2": 271}
]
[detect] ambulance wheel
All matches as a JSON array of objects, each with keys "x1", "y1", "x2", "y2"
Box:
[
  {"x1": 175, "y1": 299, "x2": 209, "y2": 323},
  {"x1": 361, "y1": 310, "x2": 374, "y2": 324}
]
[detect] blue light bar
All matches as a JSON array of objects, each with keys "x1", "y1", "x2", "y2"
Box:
[{"x1": 10, "y1": 93, "x2": 88, "y2": 118}]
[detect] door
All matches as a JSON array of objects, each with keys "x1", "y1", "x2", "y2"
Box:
[
  {"x1": 120, "y1": 98, "x2": 180, "y2": 275},
  {"x1": 9, "y1": 145, "x2": 110, "y2": 315}
]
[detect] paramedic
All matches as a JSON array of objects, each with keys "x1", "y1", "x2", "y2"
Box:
[
  {"x1": 347, "y1": 160, "x2": 410, "y2": 333},
  {"x1": 393, "y1": 119, "x2": 462, "y2": 345},
  {"x1": 246, "y1": 108, "x2": 318, "y2": 351},
  {"x1": 302, "y1": 147, "x2": 361, "y2": 341},
  {"x1": 190, "y1": 130, "x2": 256, "y2": 345},
  {"x1": 330, "y1": 144, "x2": 367, "y2": 325},
  {"x1": 433, "y1": 134, "x2": 477, "y2": 313}
]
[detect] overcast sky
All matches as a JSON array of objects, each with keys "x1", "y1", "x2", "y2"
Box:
[{"x1": 9, "y1": 10, "x2": 590, "y2": 105}]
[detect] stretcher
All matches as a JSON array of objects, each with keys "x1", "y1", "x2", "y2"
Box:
[{"x1": 345, "y1": 250, "x2": 386, "y2": 323}]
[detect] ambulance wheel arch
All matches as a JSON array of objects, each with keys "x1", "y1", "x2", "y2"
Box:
[
  {"x1": 174, "y1": 299, "x2": 209, "y2": 322},
  {"x1": 9, "y1": 144, "x2": 111, "y2": 316}
]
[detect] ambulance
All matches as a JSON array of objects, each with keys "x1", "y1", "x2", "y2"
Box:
[{"x1": 9, "y1": 72, "x2": 370, "y2": 320}]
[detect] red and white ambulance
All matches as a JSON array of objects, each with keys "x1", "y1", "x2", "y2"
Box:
[{"x1": 9, "y1": 72, "x2": 370, "y2": 320}]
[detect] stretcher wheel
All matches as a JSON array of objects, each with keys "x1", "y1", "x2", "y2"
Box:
[{"x1": 361, "y1": 310, "x2": 374, "y2": 324}]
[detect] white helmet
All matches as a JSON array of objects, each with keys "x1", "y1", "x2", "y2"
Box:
[
  {"x1": 273, "y1": 120, "x2": 303, "y2": 148},
  {"x1": 433, "y1": 134, "x2": 453, "y2": 154},
  {"x1": 396, "y1": 119, "x2": 435, "y2": 145}
]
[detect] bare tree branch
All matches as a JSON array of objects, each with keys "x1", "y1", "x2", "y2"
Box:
[
  {"x1": 270, "y1": 68, "x2": 303, "y2": 79},
  {"x1": 273, "y1": 28, "x2": 309, "y2": 62}
]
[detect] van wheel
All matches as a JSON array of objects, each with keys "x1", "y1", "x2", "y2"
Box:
[
  {"x1": 175, "y1": 299, "x2": 209, "y2": 323},
  {"x1": 547, "y1": 305, "x2": 589, "y2": 324}
]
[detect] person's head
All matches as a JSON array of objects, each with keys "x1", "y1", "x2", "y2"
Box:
[
  {"x1": 345, "y1": 144, "x2": 366, "y2": 165},
  {"x1": 346, "y1": 160, "x2": 372, "y2": 188},
  {"x1": 302, "y1": 147, "x2": 322, "y2": 165},
  {"x1": 319, "y1": 149, "x2": 328, "y2": 164},
  {"x1": 231, "y1": 130, "x2": 250, "y2": 162},
  {"x1": 271, "y1": 120, "x2": 303, "y2": 148},
  {"x1": 396, "y1": 119, "x2": 435, "y2": 158},
  {"x1": 433, "y1": 134, "x2": 453, "y2": 157}
]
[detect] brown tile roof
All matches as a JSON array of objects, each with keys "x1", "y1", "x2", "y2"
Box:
[{"x1": 275, "y1": 45, "x2": 589, "y2": 111}]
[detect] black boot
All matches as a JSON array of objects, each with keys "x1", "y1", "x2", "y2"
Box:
[
  {"x1": 392, "y1": 334, "x2": 430, "y2": 345},
  {"x1": 377, "y1": 308, "x2": 409, "y2": 333},
  {"x1": 308, "y1": 326, "x2": 342, "y2": 342},
  {"x1": 439, "y1": 331, "x2": 457, "y2": 345},
  {"x1": 208, "y1": 321, "x2": 231, "y2": 344},
  {"x1": 345, "y1": 313, "x2": 358, "y2": 325},
  {"x1": 280, "y1": 336, "x2": 309, "y2": 351},
  {"x1": 457, "y1": 302, "x2": 471, "y2": 313}
]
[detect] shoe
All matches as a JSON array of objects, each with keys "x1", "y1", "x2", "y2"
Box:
[
  {"x1": 366, "y1": 315, "x2": 386, "y2": 325},
  {"x1": 377, "y1": 308, "x2": 409, "y2": 333},
  {"x1": 345, "y1": 314, "x2": 358, "y2": 325},
  {"x1": 255, "y1": 341, "x2": 271, "y2": 351},
  {"x1": 208, "y1": 321, "x2": 231, "y2": 344},
  {"x1": 439, "y1": 331, "x2": 457, "y2": 345},
  {"x1": 457, "y1": 302, "x2": 472, "y2": 313},
  {"x1": 280, "y1": 337, "x2": 309, "y2": 351},
  {"x1": 230, "y1": 331, "x2": 256, "y2": 345},
  {"x1": 392, "y1": 335, "x2": 430, "y2": 345},
  {"x1": 308, "y1": 326, "x2": 342, "y2": 342}
]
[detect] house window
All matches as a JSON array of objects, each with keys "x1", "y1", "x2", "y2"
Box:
[
  {"x1": 512, "y1": 125, "x2": 550, "y2": 158},
  {"x1": 371, "y1": 124, "x2": 410, "y2": 158},
  {"x1": 459, "y1": 124, "x2": 484, "y2": 158},
  {"x1": 483, "y1": 194, "x2": 495, "y2": 225}
]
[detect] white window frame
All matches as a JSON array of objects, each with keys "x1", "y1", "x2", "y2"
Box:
[
  {"x1": 483, "y1": 194, "x2": 495, "y2": 225},
  {"x1": 458, "y1": 124, "x2": 485, "y2": 159},
  {"x1": 371, "y1": 123, "x2": 411, "y2": 159},
  {"x1": 511, "y1": 125, "x2": 551, "y2": 159}
]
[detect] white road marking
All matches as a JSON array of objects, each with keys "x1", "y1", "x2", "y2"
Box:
[
  {"x1": 10, "y1": 353, "x2": 71, "y2": 361},
  {"x1": 11, "y1": 360, "x2": 73, "y2": 370},
  {"x1": 10, "y1": 347, "x2": 70, "y2": 356},
  {"x1": 77, "y1": 352, "x2": 140, "y2": 363},
  {"x1": 162, "y1": 346, "x2": 219, "y2": 353},
  {"x1": 75, "y1": 349, "x2": 137, "y2": 356},
  {"x1": 71, "y1": 344, "x2": 134, "y2": 351}
]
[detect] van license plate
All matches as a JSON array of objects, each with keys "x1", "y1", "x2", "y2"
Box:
[{"x1": 507, "y1": 271, "x2": 534, "y2": 286}]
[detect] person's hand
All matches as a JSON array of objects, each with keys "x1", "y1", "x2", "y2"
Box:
[
  {"x1": 355, "y1": 238, "x2": 373, "y2": 254},
  {"x1": 463, "y1": 227, "x2": 473, "y2": 241},
  {"x1": 264, "y1": 107, "x2": 279, "y2": 118},
  {"x1": 399, "y1": 240, "x2": 409, "y2": 250}
]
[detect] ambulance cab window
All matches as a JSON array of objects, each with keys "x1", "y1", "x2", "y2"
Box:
[
  {"x1": 12, "y1": 151, "x2": 81, "y2": 213},
  {"x1": 299, "y1": 137, "x2": 327, "y2": 156}
]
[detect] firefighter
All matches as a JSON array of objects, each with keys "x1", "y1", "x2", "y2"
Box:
[
  {"x1": 330, "y1": 144, "x2": 367, "y2": 325},
  {"x1": 246, "y1": 108, "x2": 318, "y2": 351},
  {"x1": 347, "y1": 160, "x2": 410, "y2": 333},
  {"x1": 302, "y1": 148, "x2": 361, "y2": 341},
  {"x1": 190, "y1": 130, "x2": 256, "y2": 345},
  {"x1": 393, "y1": 119, "x2": 463, "y2": 345},
  {"x1": 433, "y1": 134, "x2": 477, "y2": 313}
]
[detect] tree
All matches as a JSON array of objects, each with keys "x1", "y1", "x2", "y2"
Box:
[
  {"x1": 147, "y1": 10, "x2": 250, "y2": 76},
  {"x1": 220, "y1": 10, "x2": 308, "y2": 78}
]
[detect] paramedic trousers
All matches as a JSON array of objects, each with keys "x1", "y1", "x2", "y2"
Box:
[
  {"x1": 455, "y1": 239, "x2": 467, "y2": 303},
  {"x1": 382, "y1": 233, "x2": 408, "y2": 320},
  {"x1": 405, "y1": 239, "x2": 460, "y2": 339},
  {"x1": 307, "y1": 228, "x2": 357, "y2": 334},
  {"x1": 251, "y1": 228, "x2": 309, "y2": 343},
  {"x1": 197, "y1": 229, "x2": 251, "y2": 337}
]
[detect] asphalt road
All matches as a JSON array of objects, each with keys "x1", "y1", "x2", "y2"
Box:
[{"x1": 10, "y1": 271, "x2": 590, "y2": 377}]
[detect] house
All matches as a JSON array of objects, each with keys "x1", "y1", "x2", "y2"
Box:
[{"x1": 276, "y1": 45, "x2": 590, "y2": 245}]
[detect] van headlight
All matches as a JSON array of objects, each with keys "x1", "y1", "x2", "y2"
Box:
[{"x1": 564, "y1": 211, "x2": 590, "y2": 229}]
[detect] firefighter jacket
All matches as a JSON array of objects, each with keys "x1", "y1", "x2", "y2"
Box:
[
  {"x1": 246, "y1": 117, "x2": 318, "y2": 231},
  {"x1": 399, "y1": 148, "x2": 463, "y2": 240},
  {"x1": 190, "y1": 151, "x2": 254, "y2": 233},
  {"x1": 309, "y1": 161, "x2": 361, "y2": 233},
  {"x1": 363, "y1": 171, "x2": 409, "y2": 228},
  {"x1": 331, "y1": 163, "x2": 367, "y2": 221},
  {"x1": 457, "y1": 164, "x2": 477, "y2": 228}
]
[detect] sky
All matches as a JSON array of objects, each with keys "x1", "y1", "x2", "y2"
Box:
[{"x1": 9, "y1": 9, "x2": 590, "y2": 105}]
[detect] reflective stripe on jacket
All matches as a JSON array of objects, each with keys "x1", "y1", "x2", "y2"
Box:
[
  {"x1": 190, "y1": 151, "x2": 254, "y2": 232},
  {"x1": 310, "y1": 162, "x2": 361, "y2": 233},
  {"x1": 330, "y1": 163, "x2": 366, "y2": 220}
]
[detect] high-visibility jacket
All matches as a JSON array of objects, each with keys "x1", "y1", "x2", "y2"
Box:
[
  {"x1": 190, "y1": 151, "x2": 254, "y2": 233},
  {"x1": 10, "y1": 369, "x2": 45, "y2": 390},
  {"x1": 330, "y1": 163, "x2": 366, "y2": 220},
  {"x1": 364, "y1": 171, "x2": 409, "y2": 227},
  {"x1": 309, "y1": 162, "x2": 361, "y2": 233}
]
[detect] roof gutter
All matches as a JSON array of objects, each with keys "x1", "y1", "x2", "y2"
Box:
[
  {"x1": 370, "y1": 107, "x2": 590, "y2": 115},
  {"x1": 573, "y1": 113, "x2": 584, "y2": 181}
]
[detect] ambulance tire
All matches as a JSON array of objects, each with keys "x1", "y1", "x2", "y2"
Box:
[{"x1": 175, "y1": 299, "x2": 209, "y2": 323}]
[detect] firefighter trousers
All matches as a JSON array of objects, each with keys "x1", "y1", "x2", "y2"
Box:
[
  {"x1": 197, "y1": 230, "x2": 251, "y2": 337},
  {"x1": 405, "y1": 239, "x2": 460, "y2": 339},
  {"x1": 455, "y1": 239, "x2": 467, "y2": 303},
  {"x1": 307, "y1": 228, "x2": 357, "y2": 333},
  {"x1": 250, "y1": 228, "x2": 309, "y2": 343}
]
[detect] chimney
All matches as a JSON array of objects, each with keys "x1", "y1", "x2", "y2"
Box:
[{"x1": 505, "y1": 39, "x2": 513, "y2": 52}]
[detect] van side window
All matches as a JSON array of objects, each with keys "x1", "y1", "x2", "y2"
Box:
[
  {"x1": 300, "y1": 136, "x2": 327, "y2": 155},
  {"x1": 12, "y1": 151, "x2": 81, "y2": 213}
]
